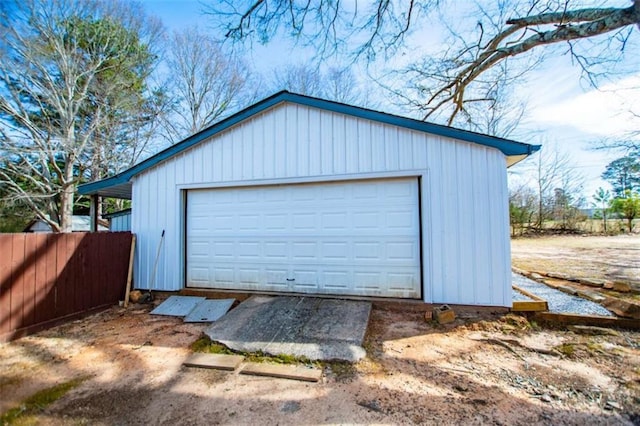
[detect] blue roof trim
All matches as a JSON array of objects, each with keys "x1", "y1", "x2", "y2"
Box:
[{"x1": 78, "y1": 91, "x2": 540, "y2": 195}]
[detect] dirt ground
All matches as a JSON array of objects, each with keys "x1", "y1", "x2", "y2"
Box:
[
  {"x1": 511, "y1": 234, "x2": 640, "y2": 288},
  {"x1": 1, "y1": 302, "x2": 639, "y2": 425},
  {"x1": 1, "y1": 234, "x2": 639, "y2": 425}
]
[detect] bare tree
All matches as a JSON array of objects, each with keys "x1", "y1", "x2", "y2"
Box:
[
  {"x1": 0, "y1": 0, "x2": 163, "y2": 231},
  {"x1": 162, "y1": 28, "x2": 252, "y2": 143},
  {"x1": 272, "y1": 63, "x2": 324, "y2": 97},
  {"x1": 509, "y1": 183, "x2": 537, "y2": 236},
  {"x1": 528, "y1": 145, "x2": 584, "y2": 229},
  {"x1": 208, "y1": 1, "x2": 640, "y2": 125},
  {"x1": 270, "y1": 63, "x2": 369, "y2": 106},
  {"x1": 324, "y1": 67, "x2": 370, "y2": 106},
  {"x1": 410, "y1": 1, "x2": 640, "y2": 124},
  {"x1": 207, "y1": 1, "x2": 437, "y2": 59},
  {"x1": 599, "y1": 109, "x2": 640, "y2": 155}
]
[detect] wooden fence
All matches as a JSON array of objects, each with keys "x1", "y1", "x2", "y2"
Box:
[{"x1": 0, "y1": 232, "x2": 133, "y2": 342}]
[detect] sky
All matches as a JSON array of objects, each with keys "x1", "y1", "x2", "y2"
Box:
[{"x1": 141, "y1": 0, "x2": 639, "y2": 200}]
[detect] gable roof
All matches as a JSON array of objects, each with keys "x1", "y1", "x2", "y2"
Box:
[{"x1": 78, "y1": 91, "x2": 540, "y2": 199}]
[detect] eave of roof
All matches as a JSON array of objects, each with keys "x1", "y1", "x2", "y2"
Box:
[{"x1": 78, "y1": 90, "x2": 540, "y2": 198}]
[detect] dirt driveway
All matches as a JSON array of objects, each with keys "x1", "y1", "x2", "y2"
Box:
[
  {"x1": 511, "y1": 234, "x2": 640, "y2": 287},
  {"x1": 1, "y1": 302, "x2": 639, "y2": 425}
]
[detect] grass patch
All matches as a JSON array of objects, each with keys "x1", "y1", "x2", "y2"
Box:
[
  {"x1": 190, "y1": 336, "x2": 235, "y2": 355},
  {"x1": 555, "y1": 343, "x2": 576, "y2": 357},
  {"x1": 191, "y1": 334, "x2": 319, "y2": 366},
  {"x1": 0, "y1": 376, "x2": 87, "y2": 425},
  {"x1": 586, "y1": 341, "x2": 605, "y2": 354}
]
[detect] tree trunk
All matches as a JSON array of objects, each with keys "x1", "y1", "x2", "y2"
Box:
[{"x1": 59, "y1": 161, "x2": 76, "y2": 233}]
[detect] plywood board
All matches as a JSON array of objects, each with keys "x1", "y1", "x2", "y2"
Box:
[
  {"x1": 183, "y1": 353, "x2": 244, "y2": 371},
  {"x1": 184, "y1": 299, "x2": 235, "y2": 323},
  {"x1": 150, "y1": 296, "x2": 206, "y2": 317}
]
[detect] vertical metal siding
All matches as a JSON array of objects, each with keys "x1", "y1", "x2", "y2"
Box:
[
  {"x1": 109, "y1": 213, "x2": 131, "y2": 232},
  {"x1": 131, "y1": 103, "x2": 512, "y2": 306}
]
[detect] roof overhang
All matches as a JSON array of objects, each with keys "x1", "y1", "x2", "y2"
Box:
[
  {"x1": 506, "y1": 154, "x2": 530, "y2": 168},
  {"x1": 80, "y1": 180, "x2": 132, "y2": 199},
  {"x1": 78, "y1": 91, "x2": 540, "y2": 198}
]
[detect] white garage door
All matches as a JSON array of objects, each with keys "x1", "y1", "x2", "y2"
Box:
[{"x1": 186, "y1": 178, "x2": 421, "y2": 298}]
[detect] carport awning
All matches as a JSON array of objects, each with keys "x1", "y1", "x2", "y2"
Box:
[{"x1": 82, "y1": 181, "x2": 132, "y2": 199}]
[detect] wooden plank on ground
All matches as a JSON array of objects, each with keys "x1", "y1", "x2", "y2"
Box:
[
  {"x1": 183, "y1": 353, "x2": 244, "y2": 371},
  {"x1": 512, "y1": 285, "x2": 548, "y2": 312},
  {"x1": 512, "y1": 300, "x2": 548, "y2": 312},
  {"x1": 533, "y1": 312, "x2": 640, "y2": 330},
  {"x1": 124, "y1": 235, "x2": 136, "y2": 308},
  {"x1": 240, "y1": 362, "x2": 322, "y2": 382}
]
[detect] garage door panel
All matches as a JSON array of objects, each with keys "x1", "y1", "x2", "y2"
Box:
[
  {"x1": 237, "y1": 241, "x2": 260, "y2": 259},
  {"x1": 266, "y1": 269, "x2": 288, "y2": 287},
  {"x1": 387, "y1": 242, "x2": 418, "y2": 261},
  {"x1": 292, "y1": 269, "x2": 319, "y2": 289},
  {"x1": 238, "y1": 268, "x2": 260, "y2": 285},
  {"x1": 186, "y1": 178, "x2": 421, "y2": 298},
  {"x1": 213, "y1": 241, "x2": 234, "y2": 258},
  {"x1": 386, "y1": 210, "x2": 415, "y2": 228},
  {"x1": 265, "y1": 242, "x2": 288, "y2": 259},
  {"x1": 264, "y1": 214, "x2": 287, "y2": 230},
  {"x1": 321, "y1": 242, "x2": 348, "y2": 260},
  {"x1": 190, "y1": 267, "x2": 209, "y2": 283},
  {"x1": 321, "y1": 271, "x2": 350, "y2": 289},
  {"x1": 353, "y1": 211, "x2": 380, "y2": 229},
  {"x1": 321, "y1": 212, "x2": 348, "y2": 229},
  {"x1": 212, "y1": 215, "x2": 234, "y2": 231},
  {"x1": 353, "y1": 242, "x2": 382, "y2": 261},
  {"x1": 353, "y1": 182, "x2": 379, "y2": 199},
  {"x1": 238, "y1": 214, "x2": 260, "y2": 230},
  {"x1": 291, "y1": 241, "x2": 318, "y2": 260},
  {"x1": 214, "y1": 268, "x2": 234, "y2": 284}
]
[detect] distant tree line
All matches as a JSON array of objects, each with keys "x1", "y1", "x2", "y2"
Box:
[
  {"x1": 592, "y1": 155, "x2": 640, "y2": 233},
  {"x1": 510, "y1": 152, "x2": 640, "y2": 236}
]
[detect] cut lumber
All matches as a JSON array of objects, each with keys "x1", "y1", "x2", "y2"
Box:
[
  {"x1": 124, "y1": 234, "x2": 136, "y2": 308},
  {"x1": 512, "y1": 286, "x2": 548, "y2": 312},
  {"x1": 512, "y1": 300, "x2": 548, "y2": 312},
  {"x1": 533, "y1": 312, "x2": 640, "y2": 331},
  {"x1": 183, "y1": 353, "x2": 244, "y2": 371},
  {"x1": 240, "y1": 362, "x2": 322, "y2": 382}
]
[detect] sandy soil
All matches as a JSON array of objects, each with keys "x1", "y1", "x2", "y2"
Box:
[
  {"x1": 1, "y1": 303, "x2": 639, "y2": 425},
  {"x1": 511, "y1": 235, "x2": 640, "y2": 288}
]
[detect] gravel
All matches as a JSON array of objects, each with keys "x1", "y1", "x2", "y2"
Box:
[{"x1": 512, "y1": 273, "x2": 613, "y2": 317}]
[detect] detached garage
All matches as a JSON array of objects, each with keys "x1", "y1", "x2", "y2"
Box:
[{"x1": 80, "y1": 91, "x2": 539, "y2": 307}]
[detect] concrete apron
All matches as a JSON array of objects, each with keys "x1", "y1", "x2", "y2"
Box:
[{"x1": 205, "y1": 295, "x2": 371, "y2": 362}]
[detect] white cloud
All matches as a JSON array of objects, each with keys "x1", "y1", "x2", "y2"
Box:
[{"x1": 529, "y1": 74, "x2": 640, "y2": 138}]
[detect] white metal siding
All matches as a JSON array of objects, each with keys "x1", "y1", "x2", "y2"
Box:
[
  {"x1": 109, "y1": 212, "x2": 131, "y2": 232},
  {"x1": 131, "y1": 102, "x2": 512, "y2": 306},
  {"x1": 186, "y1": 178, "x2": 421, "y2": 298}
]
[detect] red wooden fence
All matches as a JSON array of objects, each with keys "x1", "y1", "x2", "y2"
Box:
[{"x1": 0, "y1": 232, "x2": 133, "y2": 342}]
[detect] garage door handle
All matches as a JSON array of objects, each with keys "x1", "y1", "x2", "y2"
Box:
[{"x1": 286, "y1": 278, "x2": 295, "y2": 281}]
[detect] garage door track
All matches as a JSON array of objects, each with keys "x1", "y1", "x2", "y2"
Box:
[{"x1": 204, "y1": 296, "x2": 371, "y2": 362}]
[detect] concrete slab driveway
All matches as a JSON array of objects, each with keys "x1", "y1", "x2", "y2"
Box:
[{"x1": 205, "y1": 296, "x2": 371, "y2": 362}]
